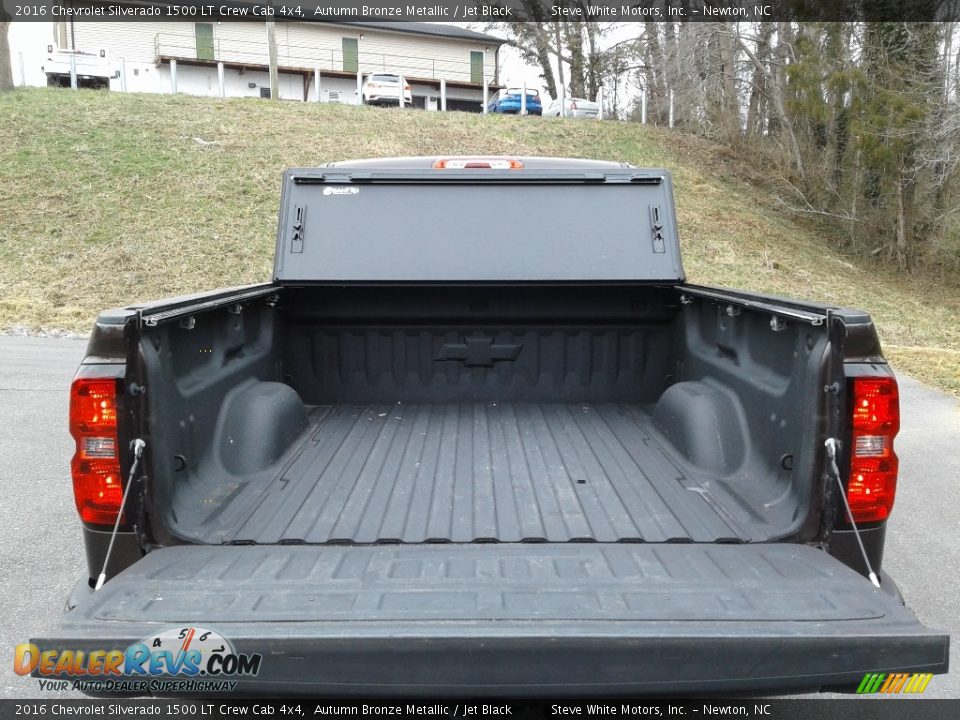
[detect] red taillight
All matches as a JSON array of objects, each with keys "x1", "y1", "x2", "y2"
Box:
[
  {"x1": 70, "y1": 379, "x2": 116, "y2": 433},
  {"x1": 70, "y1": 377, "x2": 123, "y2": 525},
  {"x1": 847, "y1": 376, "x2": 899, "y2": 523},
  {"x1": 432, "y1": 157, "x2": 524, "y2": 169}
]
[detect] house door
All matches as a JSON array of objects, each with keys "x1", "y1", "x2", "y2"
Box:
[
  {"x1": 342, "y1": 38, "x2": 358, "y2": 73},
  {"x1": 470, "y1": 51, "x2": 484, "y2": 85},
  {"x1": 195, "y1": 23, "x2": 215, "y2": 61}
]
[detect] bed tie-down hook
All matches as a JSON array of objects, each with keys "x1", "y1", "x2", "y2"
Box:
[
  {"x1": 94, "y1": 438, "x2": 146, "y2": 591},
  {"x1": 825, "y1": 437, "x2": 881, "y2": 589}
]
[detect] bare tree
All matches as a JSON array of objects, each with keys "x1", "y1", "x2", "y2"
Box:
[
  {"x1": 498, "y1": 15, "x2": 958, "y2": 270},
  {"x1": 736, "y1": 27, "x2": 804, "y2": 176},
  {"x1": 745, "y1": 22, "x2": 774, "y2": 137},
  {"x1": 498, "y1": 8, "x2": 558, "y2": 98},
  {"x1": 494, "y1": 6, "x2": 616, "y2": 102}
]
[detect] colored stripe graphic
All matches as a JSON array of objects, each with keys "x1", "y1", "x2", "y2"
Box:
[
  {"x1": 856, "y1": 673, "x2": 879, "y2": 694},
  {"x1": 891, "y1": 673, "x2": 909, "y2": 693},
  {"x1": 867, "y1": 673, "x2": 886, "y2": 694},
  {"x1": 856, "y1": 672, "x2": 932, "y2": 694}
]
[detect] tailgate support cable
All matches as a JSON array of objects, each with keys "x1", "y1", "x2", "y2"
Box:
[
  {"x1": 95, "y1": 438, "x2": 146, "y2": 591},
  {"x1": 825, "y1": 437, "x2": 881, "y2": 589}
]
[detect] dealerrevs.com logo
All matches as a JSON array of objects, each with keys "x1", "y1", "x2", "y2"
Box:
[{"x1": 14, "y1": 626, "x2": 262, "y2": 694}]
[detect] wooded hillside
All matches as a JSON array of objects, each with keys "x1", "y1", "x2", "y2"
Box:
[{"x1": 499, "y1": 18, "x2": 960, "y2": 271}]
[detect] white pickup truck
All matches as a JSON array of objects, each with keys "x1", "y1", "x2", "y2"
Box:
[{"x1": 42, "y1": 46, "x2": 114, "y2": 89}]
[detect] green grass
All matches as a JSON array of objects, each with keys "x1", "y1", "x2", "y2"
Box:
[{"x1": 1, "y1": 88, "x2": 958, "y2": 395}]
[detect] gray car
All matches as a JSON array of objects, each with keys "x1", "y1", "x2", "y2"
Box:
[{"x1": 544, "y1": 97, "x2": 601, "y2": 119}]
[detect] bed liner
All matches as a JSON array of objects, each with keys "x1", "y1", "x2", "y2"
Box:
[{"x1": 186, "y1": 401, "x2": 776, "y2": 545}]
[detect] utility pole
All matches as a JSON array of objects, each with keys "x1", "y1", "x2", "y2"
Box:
[{"x1": 266, "y1": 21, "x2": 278, "y2": 100}]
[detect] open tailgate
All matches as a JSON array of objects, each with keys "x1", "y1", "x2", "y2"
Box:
[{"x1": 33, "y1": 544, "x2": 947, "y2": 696}]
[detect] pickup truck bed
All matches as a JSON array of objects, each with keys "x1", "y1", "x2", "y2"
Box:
[
  {"x1": 190, "y1": 401, "x2": 756, "y2": 545},
  {"x1": 150, "y1": 283, "x2": 810, "y2": 548},
  {"x1": 38, "y1": 158, "x2": 948, "y2": 696}
]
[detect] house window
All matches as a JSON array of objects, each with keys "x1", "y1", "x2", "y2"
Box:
[
  {"x1": 470, "y1": 51, "x2": 484, "y2": 85},
  {"x1": 195, "y1": 23, "x2": 214, "y2": 61},
  {"x1": 342, "y1": 38, "x2": 358, "y2": 73}
]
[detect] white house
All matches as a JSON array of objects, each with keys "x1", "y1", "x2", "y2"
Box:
[{"x1": 8, "y1": 9, "x2": 506, "y2": 111}]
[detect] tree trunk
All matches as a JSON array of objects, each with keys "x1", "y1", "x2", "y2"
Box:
[
  {"x1": 826, "y1": 24, "x2": 851, "y2": 192},
  {"x1": 738, "y1": 32, "x2": 804, "y2": 177},
  {"x1": 718, "y1": 24, "x2": 739, "y2": 139},
  {"x1": 703, "y1": 28, "x2": 723, "y2": 137},
  {"x1": 507, "y1": 11, "x2": 556, "y2": 99},
  {"x1": 768, "y1": 23, "x2": 793, "y2": 136},
  {"x1": 746, "y1": 22, "x2": 773, "y2": 136},
  {"x1": 586, "y1": 23, "x2": 600, "y2": 101},
  {"x1": 536, "y1": 40, "x2": 558, "y2": 99},
  {"x1": 663, "y1": 21, "x2": 678, "y2": 125},
  {"x1": 521, "y1": 20, "x2": 557, "y2": 99},
  {"x1": 955, "y1": 32, "x2": 960, "y2": 99},
  {"x1": 942, "y1": 22, "x2": 954, "y2": 102},
  {"x1": 0, "y1": 22, "x2": 14, "y2": 92},
  {"x1": 848, "y1": 150, "x2": 861, "y2": 248},
  {"x1": 644, "y1": 21, "x2": 665, "y2": 124},
  {"x1": 894, "y1": 173, "x2": 908, "y2": 268},
  {"x1": 565, "y1": 23, "x2": 585, "y2": 99},
  {"x1": 899, "y1": 167, "x2": 917, "y2": 269},
  {"x1": 553, "y1": 21, "x2": 565, "y2": 100}
]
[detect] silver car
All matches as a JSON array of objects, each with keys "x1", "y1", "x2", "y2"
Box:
[{"x1": 544, "y1": 97, "x2": 601, "y2": 119}]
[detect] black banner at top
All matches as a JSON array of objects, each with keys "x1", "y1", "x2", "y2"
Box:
[{"x1": 2, "y1": 0, "x2": 959, "y2": 23}]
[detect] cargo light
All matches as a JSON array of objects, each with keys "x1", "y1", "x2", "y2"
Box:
[
  {"x1": 848, "y1": 377, "x2": 900, "y2": 523},
  {"x1": 432, "y1": 157, "x2": 524, "y2": 169},
  {"x1": 70, "y1": 377, "x2": 124, "y2": 525}
]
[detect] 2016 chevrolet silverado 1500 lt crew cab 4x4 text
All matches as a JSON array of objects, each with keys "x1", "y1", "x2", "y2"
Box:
[{"x1": 35, "y1": 157, "x2": 948, "y2": 696}]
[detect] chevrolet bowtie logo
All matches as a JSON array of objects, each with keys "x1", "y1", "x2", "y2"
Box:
[{"x1": 436, "y1": 336, "x2": 523, "y2": 367}]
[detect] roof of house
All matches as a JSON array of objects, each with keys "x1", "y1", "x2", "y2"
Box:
[{"x1": 342, "y1": 22, "x2": 506, "y2": 45}]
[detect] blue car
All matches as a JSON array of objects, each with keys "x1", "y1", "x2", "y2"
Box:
[{"x1": 487, "y1": 88, "x2": 542, "y2": 115}]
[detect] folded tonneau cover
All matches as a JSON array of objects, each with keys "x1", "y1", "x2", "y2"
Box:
[
  {"x1": 273, "y1": 164, "x2": 685, "y2": 283},
  {"x1": 35, "y1": 543, "x2": 947, "y2": 696}
]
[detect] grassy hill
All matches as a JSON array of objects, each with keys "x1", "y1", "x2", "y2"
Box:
[{"x1": 1, "y1": 88, "x2": 957, "y2": 395}]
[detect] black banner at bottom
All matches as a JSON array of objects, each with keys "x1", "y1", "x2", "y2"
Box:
[{"x1": 1, "y1": 699, "x2": 958, "y2": 720}]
